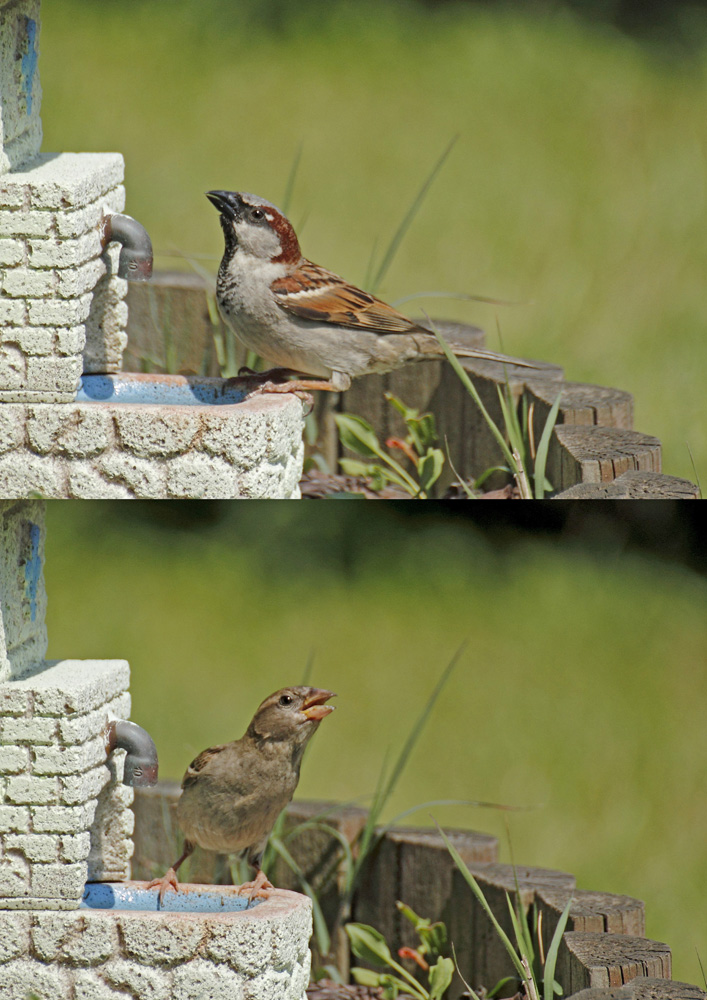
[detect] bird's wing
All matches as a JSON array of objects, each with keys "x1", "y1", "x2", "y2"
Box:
[
  {"x1": 271, "y1": 261, "x2": 427, "y2": 335},
  {"x1": 181, "y1": 744, "x2": 229, "y2": 790}
]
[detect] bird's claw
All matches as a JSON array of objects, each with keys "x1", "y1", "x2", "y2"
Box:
[
  {"x1": 146, "y1": 868, "x2": 179, "y2": 907},
  {"x1": 248, "y1": 380, "x2": 314, "y2": 408},
  {"x1": 237, "y1": 870, "x2": 275, "y2": 907}
]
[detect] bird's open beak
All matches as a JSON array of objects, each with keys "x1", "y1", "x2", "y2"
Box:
[
  {"x1": 301, "y1": 689, "x2": 336, "y2": 722},
  {"x1": 206, "y1": 190, "x2": 238, "y2": 220}
]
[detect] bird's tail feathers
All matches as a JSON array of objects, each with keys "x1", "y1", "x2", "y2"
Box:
[{"x1": 450, "y1": 344, "x2": 544, "y2": 370}]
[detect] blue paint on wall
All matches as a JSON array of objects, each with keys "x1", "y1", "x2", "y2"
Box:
[
  {"x1": 21, "y1": 18, "x2": 39, "y2": 116},
  {"x1": 24, "y1": 522, "x2": 42, "y2": 623}
]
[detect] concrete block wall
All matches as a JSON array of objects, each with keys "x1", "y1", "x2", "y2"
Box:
[
  {"x1": 0, "y1": 890, "x2": 312, "y2": 999},
  {"x1": 0, "y1": 394, "x2": 305, "y2": 498},
  {"x1": 0, "y1": 152, "x2": 128, "y2": 400},
  {"x1": 0, "y1": 498, "x2": 47, "y2": 682},
  {"x1": 0, "y1": 658, "x2": 134, "y2": 908},
  {"x1": 0, "y1": 0, "x2": 42, "y2": 175}
]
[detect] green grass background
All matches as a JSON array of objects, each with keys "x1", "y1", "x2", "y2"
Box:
[
  {"x1": 39, "y1": 1, "x2": 706, "y2": 482},
  {"x1": 44, "y1": 502, "x2": 707, "y2": 986}
]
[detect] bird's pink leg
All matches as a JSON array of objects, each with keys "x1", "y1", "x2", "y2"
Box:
[{"x1": 146, "y1": 841, "x2": 195, "y2": 905}]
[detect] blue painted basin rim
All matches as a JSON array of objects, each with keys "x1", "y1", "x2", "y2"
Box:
[
  {"x1": 81, "y1": 881, "x2": 260, "y2": 913},
  {"x1": 76, "y1": 373, "x2": 246, "y2": 406}
]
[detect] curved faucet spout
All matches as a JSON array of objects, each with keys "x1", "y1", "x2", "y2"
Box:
[
  {"x1": 106, "y1": 720, "x2": 159, "y2": 786},
  {"x1": 101, "y1": 213, "x2": 153, "y2": 281}
]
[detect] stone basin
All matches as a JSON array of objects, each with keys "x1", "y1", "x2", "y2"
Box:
[
  {"x1": 81, "y1": 879, "x2": 261, "y2": 913},
  {"x1": 0, "y1": 883, "x2": 312, "y2": 999},
  {"x1": 75, "y1": 372, "x2": 247, "y2": 407},
  {"x1": 0, "y1": 373, "x2": 305, "y2": 498}
]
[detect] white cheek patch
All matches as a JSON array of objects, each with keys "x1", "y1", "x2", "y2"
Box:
[{"x1": 235, "y1": 220, "x2": 282, "y2": 259}]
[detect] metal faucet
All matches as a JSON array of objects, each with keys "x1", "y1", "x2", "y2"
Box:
[
  {"x1": 105, "y1": 720, "x2": 159, "y2": 786},
  {"x1": 101, "y1": 213, "x2": 153, "y2": 281}
]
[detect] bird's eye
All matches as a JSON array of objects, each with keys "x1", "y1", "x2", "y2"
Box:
[
  {"x1": 279, "y1": 694, "x2": 294, "y2": 707},
  {"x1": 251, "y1": 208, "x2": 265, "y2": 221}
]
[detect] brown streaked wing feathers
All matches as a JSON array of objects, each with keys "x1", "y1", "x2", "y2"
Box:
[
  {"x1": 181, "y1": 745, "x2": 227, "y2": 789},
  {"x1": 272, "y1": 261, "x2": 427, "y2": 335}
]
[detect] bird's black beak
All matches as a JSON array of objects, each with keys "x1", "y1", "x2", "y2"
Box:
[{"x1": 206, "y1": 190, "x2": 239, "y2": 221}]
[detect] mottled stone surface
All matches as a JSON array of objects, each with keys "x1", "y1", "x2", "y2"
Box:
[
  {"x1": 0, "y1": 888, "x2": 312, "y2": 999},
  {"x1": 0, "y1": 658, "x2": 133, "y2": 907},
  {"x1": 0, "y1": 394, "x2": 304, "y2": 498}
]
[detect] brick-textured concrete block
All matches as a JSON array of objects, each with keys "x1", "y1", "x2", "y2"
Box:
[
  {"x1": 2, "y1": 152, "x2": 128, "y2": 401},
  {"x1": 0, "y1": 889, "x2": 311, "y2": 997},
  {"x1": 31, "y1": 803, "x2": 97, "y2": 835},
  {"x1": 0, "y1": 0, "x2": 42, "y2": 175},
  {"x1": 1, "y1": 658, "x2": 133, "y2": 907},
  {"x1": 0, "y1": 500, "x2": 47, "y2": 683},
  {"x1": 0, "y1": 805, "x2": 30, "y2": 832},
  {"x1": 0, "y1": 393, "x2": 305, "y2": 498}
]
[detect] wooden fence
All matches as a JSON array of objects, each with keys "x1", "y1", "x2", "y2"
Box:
[
  {"x1": 125, "y1": 274, "x2": 699, "y2": 497},
  {"x1": 131, "y1": 786, "x2": 705, "y2": 999}
]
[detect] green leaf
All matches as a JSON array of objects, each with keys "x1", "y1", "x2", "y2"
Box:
[
  {"x1": 487, "y1": 976, "x2": 519, "y2": 998},
  {"x1": 420, "y1": 920, "x2": 448, "y2": 957},
  {"x1": 533, "y1": 390, "x2": 562, "y2": 499},
  {"x1": 346, "y1": 923, "x2": 393, "y2": 966},
  {"x1": 385, "y1": 392, "x2": 418, "y2": 422},
  {"x1": 543, "y1": 895, "x2": 573, "y2": 1000},
  {"x1": 404, "y1": 412, "x2": 438, "y2": 456},
  {"x1": 428, "y1": 957, "x2": 455, "y2": 1000},
  {"x1": 335, "y1": 413, "x2": 384, "y2": 459},
  {"x1": 339, "y1": 458, "x2": 375, "y2": 478},
  {"x1": 396, "y1": 900, "x2": 426, "y2": 930},
  {"x1": 418, "y1": 449, "x2": 445, "y2": 493},
  {"x1": 351, "y1": 967, "x2": 386, "y2": 988}
]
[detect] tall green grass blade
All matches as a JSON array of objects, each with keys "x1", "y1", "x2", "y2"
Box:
[
  {"x1": 349, "y1": 648, "x2": 463, "y2": 897},
  {"x1": 394, "y1": 290, "x2": 529, "y2": 308},
  {"x1": 282, "y1": 143, "x2": 303, "y2": 216},
  {"x1": 299, "y1": 649, "x2": 315, "y2": 686},
  {"x1": 425, "y1": 315, "x2": 518, "y2": 472},
  {"x1": 505, "y1": 892, "x2": 535, "y2": 974},
  {"x1": 377, "y1": 646, "x2": 465, "y2": 819},
  {"x1": 496, "y1": 384, "x2": 524, "y2": 463},
  {"x1": 291, "y1": 820, "x2": 355, "y2": 882},
  {"x1": 269, "y1": 834, "x2": 331, "y2": 957},
  {"x1": 451, "y1": 942, "x2": 485, "y2": 1000},
  {"x1": 369, "y1": 135, "x2": 458, "y2": 294},
  {"x1": 533, "y1": 391, "x2": 563, "y2": 499},
  {"x1": 434, "y1": 822, "x2": 527, "y2": 982},
  {"x1": 543, "y1": 896, "x2": 573, "y2": 1000}
]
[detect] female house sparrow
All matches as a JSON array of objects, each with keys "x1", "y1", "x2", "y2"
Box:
[
  {"x1": 147, "y1": 686, "x2": 335, "y2": 904},
  {"x1": 206, "y1": 190, "x2": 541, "y2": 395}
]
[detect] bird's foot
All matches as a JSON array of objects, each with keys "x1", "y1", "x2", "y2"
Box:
[
  {"x1": 247, "y1": 380, "x2": 314, "y2": 409},
  {"x1": 227, "y1": 366, "x2": 301, "y2": 386},
  {"x1": 146, "y1": 868, "x2": 179, "y2": 906},
  {"x1": 237, "y1": 869, "x2": 275, "y2": 906}
]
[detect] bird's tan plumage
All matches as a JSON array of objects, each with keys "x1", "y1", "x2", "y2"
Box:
[{"x1": 147, "y1": 686, "x2": 335, "y2": 904}]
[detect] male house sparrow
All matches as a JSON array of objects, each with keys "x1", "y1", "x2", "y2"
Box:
[
  {"x1": 147, "y1": 686, "x2": 335, "y2": 904},
  {"x1": 206, "y1": 190, "x2": 541, "y2": 395}
]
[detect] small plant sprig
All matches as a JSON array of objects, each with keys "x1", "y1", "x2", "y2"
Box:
[
  {"x1": 426, "y1": 316, "x2": 562, "y2": 499},
  {"x1": 346, "y1": 902, "x2": 454, "y2": 1000},
  {"x1": 335, "y1": 393, "x2": 445, "y2": 497},
  {"x1": 435, "y1": 822, "x2": 573, "y2": 1000}
]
